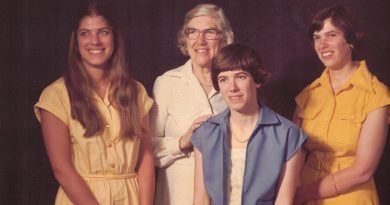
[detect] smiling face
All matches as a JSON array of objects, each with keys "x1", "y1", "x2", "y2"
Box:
[
  {"x1": 185, "y1": 16, "x2": 222, "y2": 69},
  {"x1": 77, "y1": 15, "x2": 114, "y2": 71},
  {"x1": 313, "y1": 18, "x2": 353, "y2": 70},
  {"x1": 218, "y1": 70, "x2": 261, "y2": 114}
]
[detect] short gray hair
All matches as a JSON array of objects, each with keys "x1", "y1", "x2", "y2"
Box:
[{"x1": 177, "y1": 4, "x2": 234, "y2": 55}]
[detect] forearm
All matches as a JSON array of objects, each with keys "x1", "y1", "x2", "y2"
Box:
[
  {"x1": 54, "y1": 167, "x2": 99, "y2": 205},
  {"x1": 152, "y1": 134, "x2": 189, "y2": 168},
  {"x1": 297, "y1": 166, "x2": 374, "y2": 202},
  {"x1": 138, "y1": 153, "x2": 155, "y2": 205}
]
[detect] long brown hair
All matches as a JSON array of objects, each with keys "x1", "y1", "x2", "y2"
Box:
[{"x1": 65, "y1": 2, "x2": 145, "y2": 138}]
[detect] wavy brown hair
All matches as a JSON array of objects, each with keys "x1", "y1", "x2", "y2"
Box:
[{"x1": 64, "y1": 2, "x2": 145, "y2": 138}]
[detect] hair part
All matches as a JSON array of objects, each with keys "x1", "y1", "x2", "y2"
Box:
[
  {"x1": 65, "y1": 1, "x2": 145, "y2": 138},
  {"x1": 309, "y1": 6, "x2": 363, "y2": 60},
  {"x1": 177, "y1": 4, "x2": 234, "y2": 55},
  {"x1": 211, "y1": 43, "x2": 270, "y2": 91}
]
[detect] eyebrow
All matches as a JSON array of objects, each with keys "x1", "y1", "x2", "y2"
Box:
[
  {"x1": 78, "y1": 26, "x2": 112, "y2": 32},
  {"x1": 314, "y1": 29, "x2": 341, "y2": 35}
]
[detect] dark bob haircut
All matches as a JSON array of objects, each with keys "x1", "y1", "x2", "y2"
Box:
[
  {"x1": 211, "y1": 43, "x2": 270, "y2": 91},
  {"x1": 309, "y1": 6, "x2": 363, "y2": 60}
]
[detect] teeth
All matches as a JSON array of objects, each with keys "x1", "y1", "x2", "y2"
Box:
[
  {"x1": 89, "y1": 49, "x2": 103, "y2": 54},
  {"x1": 322, "y1": 51, "x2": 332, "y2": 57},
  {"x1": 196, "y1": 49, "x2": 208, "y2": 53}
]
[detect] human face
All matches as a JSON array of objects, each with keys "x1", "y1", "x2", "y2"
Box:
[
  {"x1": 185, "y1": 16, "x2": 222, "y2": 69},
  {"x1": 77, "y1": 15, "x2": 114, "y2": 71},
  {"x1": 313, "y1": 18, "x2": 353, "y2": 70},
  {"x1": 218, "y1": 70, "x2": 261, "y2": 114}
]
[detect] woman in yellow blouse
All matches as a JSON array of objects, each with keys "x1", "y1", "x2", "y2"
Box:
[
  {"x1": 293, "y1": 6, "x2": 390, "y2": 205},
  {"x1": 34, "y1": 2, "x2": 154, "y2": 205}
]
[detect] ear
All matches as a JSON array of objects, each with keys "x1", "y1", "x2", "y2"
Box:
[
  {"x1": 256, "y1": 82, "x2": 262, "y2": 89},
  {"x1": 350, "y1": 44, "x2": 354, "y2": 49}
]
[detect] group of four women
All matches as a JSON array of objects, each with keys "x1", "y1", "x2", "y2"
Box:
[{"x1": 34, "y1": 2, "x2": 390, "y2": 205}]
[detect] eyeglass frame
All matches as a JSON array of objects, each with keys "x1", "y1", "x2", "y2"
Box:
[{"x1": 184, "y1": 27, "x2": 222, "y2": 40}]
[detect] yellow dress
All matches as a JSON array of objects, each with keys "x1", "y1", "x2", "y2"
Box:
[
  {"x1": 34, "y1": 78, "x2": 153, "y2": 205},
  {"x1": 295, "y1": 61, "x2": 390, "y2": 205}
]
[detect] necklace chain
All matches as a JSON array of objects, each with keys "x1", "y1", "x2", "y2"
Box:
[{"x1": 230, "y1": 129, "x2": 250, "y2": 143}]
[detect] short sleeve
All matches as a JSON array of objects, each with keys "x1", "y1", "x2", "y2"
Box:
[
  {"x1": 136, "y1": 81, "x2": 153, "y2": 118},
  {"x1": 295, "y1": 90, "x2": 309, "y2": 110},
  {"x1": 366, "y1": 79, "x2": 390, "y2": 123},
  {"x1": 34, "y1": 78, "x2": 70, "y2": 126},
  {"x1": 285, "y1": 126, "x2": 307, "y2": 160},
  {"x1": 191, "y1": 126, "x2": 203, "y2": 153}
]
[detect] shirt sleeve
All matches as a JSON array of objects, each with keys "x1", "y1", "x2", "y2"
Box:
[
  {"x1": 136, "y1": 81, "x2": 153, "y2": 119},
  {"x1": 34, "y1": 79, "x2": 70, "y2": 126},
  {"x1": 150, "y1": 76, "x2": 187, "y2": 168},
  {"x1": 285, "y1": 126, "x2": 307, "y2": 161},
  {"x1": 191, "y1": 126, "x2": 203, "y2": 153},
  {"x1": 365, "y1": 78, "x2": 390, "y2": 123}
]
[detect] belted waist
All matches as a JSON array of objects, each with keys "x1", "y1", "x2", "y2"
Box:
[
  {"x1": 81, "y1": 172, "x2": 137, "y2": 181},
  {"x1": 306, "y1": 155, "x2": 355, "y2": 173}
]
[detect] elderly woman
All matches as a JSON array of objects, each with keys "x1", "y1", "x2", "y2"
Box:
[
  {"x1": 192, "y1": 43, "x2": 307, "y2": 205},
  {"x1": 293, "y1": 6, "x2": 390, "y2": 205},
  {"x1": 151, "y1": 4, "x2": 234, "y2": 205}
]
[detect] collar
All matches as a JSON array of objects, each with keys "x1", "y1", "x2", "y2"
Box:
[
  {"x1": 208, "y1": 102, "x2": 280, "y2": 126},
  {"x1": 305, "y1": 60, "x2": 374, "y2": 93}
]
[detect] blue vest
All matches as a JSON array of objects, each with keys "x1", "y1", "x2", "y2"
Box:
[{"x1": 192, "y1": 105, "x2": 307, "y2": 205}]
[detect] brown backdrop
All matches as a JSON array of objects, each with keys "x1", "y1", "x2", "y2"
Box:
[{"x1": 1, "y1": 0, "x2": 389, "y2": 204}]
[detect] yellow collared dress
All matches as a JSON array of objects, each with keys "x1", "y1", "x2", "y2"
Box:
[
  {"x1": 295, "y1": 61, "x2": 390, "y2": 205},
  {"x1": 34, "y1": 78, "x2": 153, "y2": 205}
]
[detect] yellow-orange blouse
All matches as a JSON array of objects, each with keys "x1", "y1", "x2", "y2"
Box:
[
  {"x1": 295, "y1": 61, "x2": 390, "y2": 205},
  {"x1": 34, "y1": 78, "x2": 153, "y2": 205}
]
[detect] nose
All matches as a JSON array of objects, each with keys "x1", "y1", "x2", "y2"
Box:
[
  {"x1": 90, "y1": 33, "x2": 101, "y2": 45},
  {"x1": 228, "y1": 79, "x2": 238, "y2": 92},
  {"x1": 317, "y1": 37, "x2": 329, "y2": 49},
  {"x1": 197, "y1": 32, "x2": 207, "y2": 44}
]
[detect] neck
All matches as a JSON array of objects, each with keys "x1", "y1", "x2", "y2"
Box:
[
  {"x1": 84, "y1": 65, "x2": 108, "y2": 98},
  {"x1": 328, "y1": 60, "x2": 358, "y2": 89},
  {"x1": 229, "y1": 105, "x2": 260, "y2": 128}
]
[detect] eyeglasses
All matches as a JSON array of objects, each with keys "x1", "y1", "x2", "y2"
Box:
[{"x1": 185, "y1": 28, "x2": 221, "y2": 40}]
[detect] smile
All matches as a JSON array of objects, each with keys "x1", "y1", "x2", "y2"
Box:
[{"x1": 88, "y1": 49, "x2": 104, "y2": 54}]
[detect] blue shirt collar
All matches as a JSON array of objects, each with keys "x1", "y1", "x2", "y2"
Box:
[{"x1": 208, "y1": 102, "x2": 280, "y2": 126}]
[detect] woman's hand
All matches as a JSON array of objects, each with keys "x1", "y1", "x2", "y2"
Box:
[{"x1": 179, "y1": 115, "x2": 212, "y2": 151}]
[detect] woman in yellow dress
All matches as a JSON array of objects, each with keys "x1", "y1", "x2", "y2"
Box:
[
  {"x1": 34, "y1": 2, "x2": 154, "y2": 204},
  {"x1": 293, "y1": 6, "x2": 390, "y2": 205}
]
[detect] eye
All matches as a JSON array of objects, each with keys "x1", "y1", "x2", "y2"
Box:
[
  {"x1": 313, "y1": 35, "x2": 320, "y2": 41},
  {"x1": 329, "y1": 33, "x2": 337, "y2": 38},
  {"x1": 218, "y1": 77, "x2": 227, "y2": 84},
  {"x1": 99, "y1": 29, "x2": 112, "y2": 36},
  {"x1": 236, "y1": 74, "x2": 247, "y2": 80},
  {"x1": 186, "y1": 28, "x2": 198, "y2": 34},
  {"x1": 79, "y1": 30, "x2": 89, "y2": 37},
  {"x1": 205, "y1": 29, "x2": 217, "y2": 34}
]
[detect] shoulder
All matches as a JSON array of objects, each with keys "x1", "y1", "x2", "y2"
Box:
[
  {"x1": 274, "y1": 112, "x2": 301, "y2": 131},
  {"x1": 371, "y1": 75, "x2": 390, "y2": 95},
  {"x1": 157, "y1": 60, "x2": 191, "y2": 80},
  {"x1": 41, "y1": 77, "x2": 68, "y2": 97}
]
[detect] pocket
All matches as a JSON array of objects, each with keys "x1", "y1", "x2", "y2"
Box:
[
  {"x1": 334, "y1": 112, "x2": 365, "y2": 146},
  {"x1": 297, "y1": 106, "x2": 322, "y2": 120},
  {"x1": 297, "y1": 106, "x2": 322, "y2": 138}
]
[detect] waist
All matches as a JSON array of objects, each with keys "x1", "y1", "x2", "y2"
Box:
[{"x1": 81, "y1": 172, "x2": 137, "y2": 181}]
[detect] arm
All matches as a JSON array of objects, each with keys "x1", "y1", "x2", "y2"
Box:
[
  {"x1": 40, "y1": 109, "x2": 99, "y2": 205},
  {"x1": 137, "y1": 114, "x2": 155, "y2": 205},
  {"x1": 193, "y1": 147, "x2": 210, "y2": 205},
  {"x1": 150, "y1": 76, "x2": 186, "y2": 167},
  {"x1": 296, "y1": 106, "x2": 389, "y2": 203},
  {"x1": 151, "y1": 76, "x2": 210, "y2": 167},
  {"x1": 275, "y1": 148, "x2": 302, "y2": 205}
]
